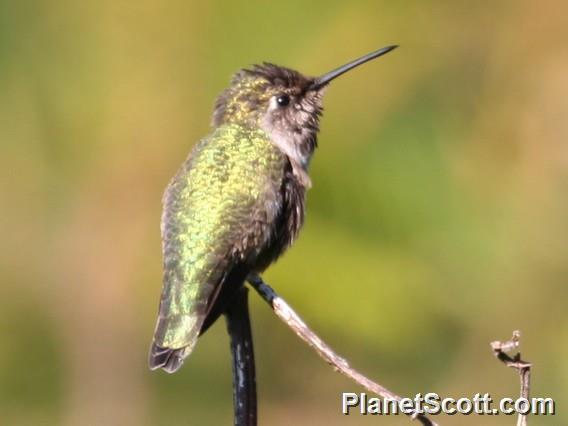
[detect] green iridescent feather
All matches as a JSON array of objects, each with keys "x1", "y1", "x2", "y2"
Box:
[{"x1": 153, "y1": 123, "x2": 287, "y2": 353}]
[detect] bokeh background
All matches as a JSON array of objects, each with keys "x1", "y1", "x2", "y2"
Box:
[{"x1": 1, "y1": 1, "x2": 566, "y2": 425}]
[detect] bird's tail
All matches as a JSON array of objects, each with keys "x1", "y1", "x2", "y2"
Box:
[{"x1": 148, "y1": 342, "x2": 189, "y2": 374}]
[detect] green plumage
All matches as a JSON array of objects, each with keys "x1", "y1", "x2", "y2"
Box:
[{"x1": 153, "y1": 123, "x2": 287, "y2": 356}]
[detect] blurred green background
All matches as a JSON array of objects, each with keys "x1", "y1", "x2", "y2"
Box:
[{"x1": 1, "y1": 1, "x2": 566, "y2": 425}]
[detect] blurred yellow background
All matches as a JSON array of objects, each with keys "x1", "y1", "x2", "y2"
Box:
[{"x1": 1, "y1": 1, "x2": 566, "y2": 425}]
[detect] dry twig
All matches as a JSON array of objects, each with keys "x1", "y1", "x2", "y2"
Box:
[
  {"x1": 247, "y1": 274, "x2": 438, "y2": 426},
  {"x1": 490, "y1": 330, "x2": 532, "y2": 426}
]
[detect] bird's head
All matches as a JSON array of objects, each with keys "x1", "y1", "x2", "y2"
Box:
[{"x1": 213, "y1": 45, "x2": 398, "y2": 169}]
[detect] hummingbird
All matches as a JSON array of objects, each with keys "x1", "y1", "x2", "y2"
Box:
[{"x1": 149, "y1": 45, "x2": 398, "y2": 373}]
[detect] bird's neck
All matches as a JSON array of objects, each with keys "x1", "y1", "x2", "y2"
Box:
[
  {"x1": 268, "y1": 129, "x2": 313, "y2": 188},
  {"x1": 259, "y1": 120, "x2": 316, "y2": 189}
]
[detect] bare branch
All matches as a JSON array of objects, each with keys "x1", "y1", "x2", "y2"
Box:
[
  {"x1": 247, "y1": 274, "x2": 438, "y2": 426},
  {"x1": 224, "y1": 286, "x2": 257, "y2": 426},
  {"x1": 490, "y1": 330, "x2": 532, "y2": 426}
]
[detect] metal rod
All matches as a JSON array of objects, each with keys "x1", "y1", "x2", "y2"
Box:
[{"x1": 224, "y1": 286, "x2": 257, "y2": 426}]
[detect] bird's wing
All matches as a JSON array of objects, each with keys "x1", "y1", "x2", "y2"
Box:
[{"x1": 149, "y1": 124, "x2": 286, "y2": 372}]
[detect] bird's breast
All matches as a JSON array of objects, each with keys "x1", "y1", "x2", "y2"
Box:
[{"x1": 253, "y1": 160, "x2": 306, "y2": 272}]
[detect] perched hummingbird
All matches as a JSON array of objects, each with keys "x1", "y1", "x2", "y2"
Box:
[{"x1": 149, "y1": 45, "x2": 398, "y2": 373}]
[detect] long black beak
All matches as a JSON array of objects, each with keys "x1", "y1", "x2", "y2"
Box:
[{"x1": 309, "y1": 45, "x2": 398, "y2": 91}]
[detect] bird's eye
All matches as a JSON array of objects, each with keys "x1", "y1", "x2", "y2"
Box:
[{"x1": 276, "y1": 94, "x2": 290, "y2": 107}]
